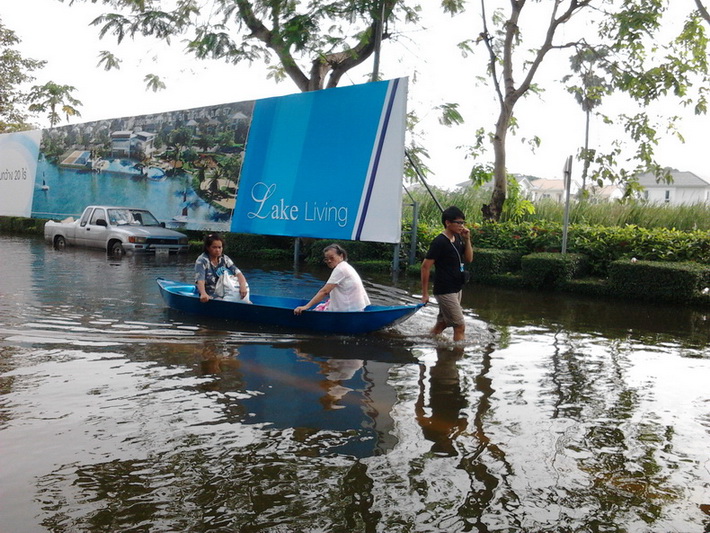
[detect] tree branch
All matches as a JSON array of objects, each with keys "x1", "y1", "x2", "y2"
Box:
[
  {"x1": 480, "y1": 0, "x2": 504, "y2": 105},
  {"x1": 516, "y1": 0, "x2": 593, "y2": 100},
  {"x1": 696, "y1": 0, "x2": 710, "y2": 25},
  {"x1": 235, "y1": 0, "x2": 310, "y2": 91}
]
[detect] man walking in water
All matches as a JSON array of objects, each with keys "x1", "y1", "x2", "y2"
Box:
[{"x1": 420, "y1": 206, "x2": 473, "y2": 342}]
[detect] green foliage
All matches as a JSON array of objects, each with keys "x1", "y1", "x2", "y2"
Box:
[
  {"x1": 608, "y1": 259, "x2": 710, "y2": 303},
  {"x1": 470, "y1": 248, "x2": 522, "y2": 280},
  {"x1": 257, "y1": 248, "x2": 294, "y2": 262},
  {"x1": 568, "y1": 225, "x2": 710, "y2": 275},
  {"x1": 302, "y1": 239, "x2": 392, "y2": 265},
  {"x1": 0, "y1": 20, "x2": 46, "y2": 132},
  {"x1": 500, "y1": 175, "x2": 535, "y2": 222},
  {"x1": 471, "y1": 221, "x2": 563, "y2": 253},
  {"x1": 71, "y1": 0, "x2": 422, "y2": 92},
  {"x1": 457, "y1": 219, "x2": 710, "y2": 276},
  {"x1": 350, "y1": 260, "x2": 393, "y2": 273},
  {"x1": 219, "y1": 233, "x2": 294, "y2": 258},
  {"x1": 412, "y1": 188, "x2": 710, "y2": 232},
  {"x1": 559, "y1": 277, "x2": 614, "y2": 298},
  {"x1": 521, "y1": 253, "x2": 589, "y2": 290},
  {"x1": 144, "y1": 73, "x2": 166, "y2": 92},
  {"x1": 399, "y1": 218, "x2": 439, "y2": 262},
  {"x1": 437, "y1": 103, "x2": 464, "y2": 126},
  {"x1": 0, "y1": 217, "x2": 47, "y2": 235},
  {"x1": 97, "y1": 50, "x2": 122, "y2": 71},
  {"x1": 27, "y1": 81, "x2": 82, "y2": 127}
]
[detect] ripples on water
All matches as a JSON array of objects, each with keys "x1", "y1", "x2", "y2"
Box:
[{"x1": 0, "y1": 236, "x2": 708, "y2": 532}]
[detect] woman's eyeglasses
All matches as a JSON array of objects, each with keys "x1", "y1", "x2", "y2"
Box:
[{"x1": 450, "y1": 220, "x2": 466, "y2": 225}]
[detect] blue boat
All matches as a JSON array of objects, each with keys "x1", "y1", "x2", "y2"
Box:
[{"x1": 157, "y1": 278, "x2": 424, "y2": 335}]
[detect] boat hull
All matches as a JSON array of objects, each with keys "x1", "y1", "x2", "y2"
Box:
[{"x1": 157, "y1": 278, "x2": 423, "y2": 335}]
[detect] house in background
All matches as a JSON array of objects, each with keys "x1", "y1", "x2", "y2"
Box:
[
  {"x1": 587, "y1": 183, "x2": 625, "y2": 203},
  {"x1": 456, "y1": 168, "x2": 710, "y2": 205},
  {"x1": 110, "y1": 131, "x2": 133, "y2": 158},
  {"x1": 633, "y1": 169, "x2": 710, "y2": 204},
  {"x1": 133, "y1": 131, "x2": 156, "y2": 159},
  {"x1": 528, "y1": 178, "x2": 579, "y2": 203}
]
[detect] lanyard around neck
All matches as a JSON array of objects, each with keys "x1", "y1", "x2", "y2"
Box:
[{"x1": 449, "y1": 237, "x2": 462, "y2": 263}]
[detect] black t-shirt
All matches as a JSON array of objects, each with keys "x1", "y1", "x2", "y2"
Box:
[{"x1": 425, "y1": 233, "x2": 465, "y2": 295}]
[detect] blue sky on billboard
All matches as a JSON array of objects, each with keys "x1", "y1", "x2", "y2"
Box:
[{"x1": 3, "y1": 0, "x2": 708, "y2": 187}]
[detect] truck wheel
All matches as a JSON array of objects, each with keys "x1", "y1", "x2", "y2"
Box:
[
  {"x1": 54, "y1": 235, "x2": 67, "y2": 250},
  {"x1": 109, "y1": 241, "x2": 124, "y2": 257}
]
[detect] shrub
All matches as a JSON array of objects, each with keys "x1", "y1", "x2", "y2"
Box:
[
  {"x1": 608, "y1": 259, "x2": 710, "y2": 304},
  {"x1": 479, "y1": 272, "x2": 531, "y2": 290},
  {"x1": 466, "y1": 221, "x2": 709, "y2": 276},
  {"x1": 224, "y1": 233, "x2": 293, "y2": 257},
  {"x1": 471, "y1": 248, "x2": 523, "y2": 280},
  {"x1": 0, "y1": 217, "x2": 47, "y2": 236},
  {"x1": 302, "y1": 239, "x2": 392, "y2": 264},
  {"x1": 567, "y1": 225, "x2": 710, "y2": 275},
  {"x1": 258, "y1": 249, "x2": 294, "y2": 262},
  {"x1": 521, "y1": 253, "x2": 589, "y2": 289},
  {"x1": 352, "y1": 260, "x2": 393, "y2": 273}
]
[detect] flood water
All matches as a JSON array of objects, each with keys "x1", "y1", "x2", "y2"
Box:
[{"x1": 0, "y1": 235, "x2": 708, "y2": 533}]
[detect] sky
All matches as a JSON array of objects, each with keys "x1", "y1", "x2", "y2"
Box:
[{"x1": 2, "y1": 0, "x2": 708, "y2": 189}]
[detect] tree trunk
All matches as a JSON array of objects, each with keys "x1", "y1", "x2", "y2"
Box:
[
  {"x1": 484, "y1": 100, "x2": 514, "y2": 222},
  {"x1": 479, "y1": 0, "x2": 591, "y2": 221},
  {"x1": 582, "y1": 109, "x2": 590, "y2": 192}
]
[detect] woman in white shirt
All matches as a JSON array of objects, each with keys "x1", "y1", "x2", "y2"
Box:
[{"x1": 293, "y1": 244, "x2": 371, "y2": 314}]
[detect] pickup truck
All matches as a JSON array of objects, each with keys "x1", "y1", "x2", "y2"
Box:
[{"x1": 44, "y1": 206, "x2": 189, "y2": 255}]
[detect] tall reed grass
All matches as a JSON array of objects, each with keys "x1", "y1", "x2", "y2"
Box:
[{"x1": 403, "y1": 186, "x2": 710, "y2": 231}]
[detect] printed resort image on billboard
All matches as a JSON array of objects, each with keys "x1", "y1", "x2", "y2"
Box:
[{"x1": 32, "y1": 99, "x2": 255, "y2": 231}]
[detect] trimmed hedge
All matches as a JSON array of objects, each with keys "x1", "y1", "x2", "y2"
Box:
[
  {"x1": 301, "y1": 239, "x2": 392, "y2": 264},
  {"x1": 608, "y1": 259, "x2": 710, "y2": 304},
  {"x1": 0, "y1": 216, "x2": 47, "y2": 235},
  {"x1": 521, "y1": 253, "x2": 589, "y2": 289},
  {"x1": 470, "y1": 221, "x2": 710, "y2": 276},
  {"x1": 470, "y1": 248, "x2": 523, "y2": 280}
]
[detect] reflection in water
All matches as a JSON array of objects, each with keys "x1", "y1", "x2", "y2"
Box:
[
  {"x1": 458, "y1": 342, "x2": 509, "y2": 529},
  {"x1": 415, "y1": 345, "x2": 467, "y2": 456},
  {"x1": 0, "y1": 236, "x2": 709, "y2": 532},
  {"x1": 192, "y1": 341, "x2": 406, "y2": 457}
]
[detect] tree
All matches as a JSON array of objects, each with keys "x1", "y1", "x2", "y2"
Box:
[
  {"x1": 471, "y1": 0, "x2": 598, "y2": 221},
  {"x1": 563, "y1": 46, "x2": 613, "y2": 194},
  {"x1": 459, "y1": 0, "x2": 708, "y2": 221},
  {"x1": 573, "y1": 1, "x2": 707, "y2": 198},
  {"x1": 167, "y1": 127, "x2": 193, "y2": 173},
  {"x1": 0, "y1": 19, "x2": 46, "y2": 132},
  {"x1": 27, "y1": 82, "x2": 83, "y2": 127},
  {"x1": 63, "y1": 0, "x2": 423, "y2": 93}
]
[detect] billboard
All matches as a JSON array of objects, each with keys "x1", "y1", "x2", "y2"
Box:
[
  {"x1": 232, "y1": 78, "x2": 407, "y2": 243},
  {"x1": 0, "y1": 78, "x2": 407, "y2": 243},
  {"x1": 0, "y1": 130, "x2": 42, "y2": 217}
]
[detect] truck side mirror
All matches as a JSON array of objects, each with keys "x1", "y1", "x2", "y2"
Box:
[
  {"x1": 96, "y1": 219, "x2": 107, "y2": 227},
  {"x1": 160, "y1": 222, "x2": 166, "y2": 228}
]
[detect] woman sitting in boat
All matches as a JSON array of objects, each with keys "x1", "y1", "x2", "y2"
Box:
[
  {"x1": 294, "y1": 244, "x2": 371, "y2": 315},
  {"x1": 195, "y1": 233, "x2": 249, "y2": 303}
]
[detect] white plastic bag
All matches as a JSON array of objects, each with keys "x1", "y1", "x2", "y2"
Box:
[{"x1": 214, "y1": 273, "x2": 251, "y2": 303}]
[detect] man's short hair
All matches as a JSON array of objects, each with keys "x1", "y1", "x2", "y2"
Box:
[{"x1": 441, "y1": 206, "x2": 465, "y2": 226}]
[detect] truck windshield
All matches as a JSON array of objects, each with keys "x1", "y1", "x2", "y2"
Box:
[{"x1": 108, "y1": 209, "x2": 161, "y2": 226}]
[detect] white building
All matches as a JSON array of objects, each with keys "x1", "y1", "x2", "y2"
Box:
[
  {"x1": 528, "y1": 178, "x2": 580, "y2": 203},
  {"x1": 110, "y1": 131, "x2": 133, "y2": 157},
  {"x1": 587, "y1": 183, "x2": 624, "y2": 203},
  {"x1": 133, "y1": 131, "x2": 156, "y2": 158},
  {"x1": 633, "y1": 169, "x2": 710, "y2": 205}
]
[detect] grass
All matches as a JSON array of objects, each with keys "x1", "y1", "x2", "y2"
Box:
[{"x1": 404, "y1": 186, "x2": 710, "y2": 231}]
